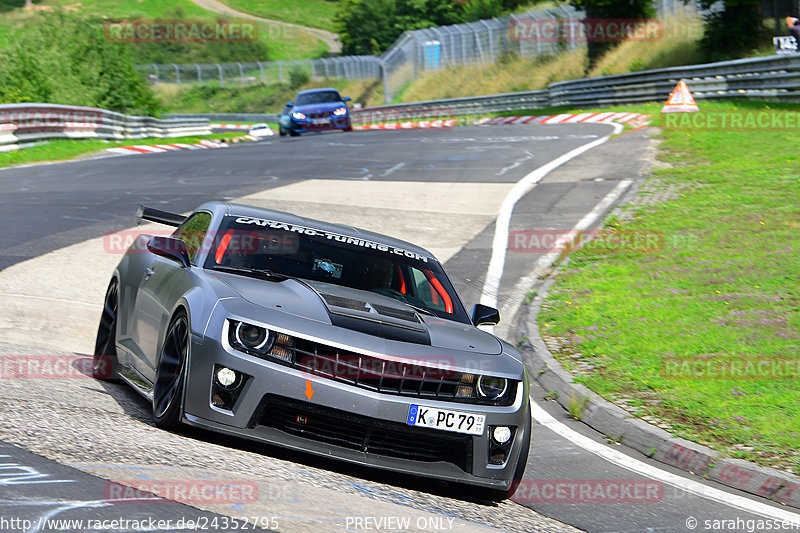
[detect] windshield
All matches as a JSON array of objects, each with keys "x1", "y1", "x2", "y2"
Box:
[
  {"x1": 204, "y1": 215, "x2": 470, "y2": 323},
  {"x1": 295, "y1": 90, "x2": 343, "y2": 106}
]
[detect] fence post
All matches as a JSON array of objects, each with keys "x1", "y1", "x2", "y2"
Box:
[
  {"x1": 257, "y1": 61, "x2": 264, "y2": 82},
  {"x1": 151, "y1": 63, "x2": 159, "y2": 83},
  {"x1": 480, "y1": 20, "x2": 494, "y2": 63},
  {"x1": 194, "y1": 63, "x2": 202, "y2": 84},
  {"x1": 217, "y1": 63, "x2": 224, "y2": 88},
  {"x1": 278, "y1": 61, "x2": 283, "y2": 83},
  {"x1": 236, "y1": 62, "x2": 244, "y2": 87},
  {"x1": 380, "y1": 60, "x2": 390, "y2": 104},
  {"x1": 173, "y1": 63, "x2": 180, "y2": 85}
]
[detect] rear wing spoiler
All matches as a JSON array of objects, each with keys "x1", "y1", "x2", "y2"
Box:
[{"x1": 136, "y1": 205, "x2": 187, "y2": 227}]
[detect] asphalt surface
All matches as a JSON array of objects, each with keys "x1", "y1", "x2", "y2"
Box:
[{"x1": 0, "y1": 125, "x2": 796, "y2": 532}]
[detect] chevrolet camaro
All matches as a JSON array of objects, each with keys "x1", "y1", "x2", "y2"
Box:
[{"x1": 93, "y1": 201, "x2": 531, "y2": 498}]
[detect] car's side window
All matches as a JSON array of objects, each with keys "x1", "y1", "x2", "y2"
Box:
[{"x1": 173, "y1": 212, "x2": 212, "y2": 264}]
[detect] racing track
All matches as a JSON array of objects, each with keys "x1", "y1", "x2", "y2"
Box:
[{"x1": 0, "y1": 124, "x2": 797, "y2": 533}]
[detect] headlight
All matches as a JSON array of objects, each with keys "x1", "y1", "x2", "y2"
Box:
[
  {"x1": 228, "y1": 320, "x2": 295, "y2": 363},
  {"x1": 333, "y1": 107, "x2": 348, "y2": 116},
  {"x1": 229, "y1": 320, "x2": 273, "y2": 356},
  {"x1": 477, "y1": 375, "x2": 507, "y2": 399},
  {"x1": 291, "y1": 112, "x2": 306, "y2": 120}
]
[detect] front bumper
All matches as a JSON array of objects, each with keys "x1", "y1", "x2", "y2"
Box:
[
  {"x1": 183, "y1": 328, "x2": 530, "y2": 490},
  {"x1": 288, "y1": 114, "x2": 351, "y2": 133}
]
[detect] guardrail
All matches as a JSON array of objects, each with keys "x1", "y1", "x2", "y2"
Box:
[
  {"x1": 164, "y1": 113, "x2": 280, "y2": 123},
  {"x1": 347, "y1": 54, "x2": 800, "y2": 123},
  {"x1": 0, "y1": 103, "x2": 211, "y2": 147}
]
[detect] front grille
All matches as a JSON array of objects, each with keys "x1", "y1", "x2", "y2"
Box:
[
  {"x1": 256, "y1": 395, "x2": 473, "y2": 473},
  {"x1": 282, "y1": 336, "x2": 467, "y2": 400},
  {"x1": 250, "y1": 332, "x2": 516, "y2": 406}
]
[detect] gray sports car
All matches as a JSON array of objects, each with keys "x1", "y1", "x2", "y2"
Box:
[{"x1": 93, "y1": 201, "x2": 531, "y2": 498}]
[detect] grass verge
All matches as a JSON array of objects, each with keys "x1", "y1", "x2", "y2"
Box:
[
  {"x1": 217, "y1": 0, "x2": 340, "y2": 30},
  {"x1": 0, "y1": 1, "x2": 328, "y2": 60},
  {"x1": 0, "y1": 133, "x2": 234, "y2": 168},
  {"x1": 156, "y1": 79, "x2": 384, "y2": 114},
  {"x1": 537, "y1": 101, "x2": 800, "y2": 475}
]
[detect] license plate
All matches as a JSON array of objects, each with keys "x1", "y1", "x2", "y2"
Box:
[
  {"x1": 312, "y1": 118, "x2": 330, "y2": 125},
  {"x1": 406, "y1": 404, "x2": 485, "y2": 436}
]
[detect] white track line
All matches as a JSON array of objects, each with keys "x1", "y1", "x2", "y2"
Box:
[
  {"x1": 496, "y1": 179, "x2": 632, "y2": 338},
  {"x1": 479, "y1": 123, "x2": 623, "y2": 309},
  {"x1": 530, "y1": 401, "x2": 800, "y2": 524}
]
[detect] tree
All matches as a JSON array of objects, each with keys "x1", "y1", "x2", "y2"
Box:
[
  {"x1": 565, "y1": 0, "x2": 655, "y2": 68},
  {"x1": 335, "y1": 0, "x2": 524, "y2": 56},
  {"x1": 698, "y1": 0, "x2": 763, "y2": 60}
]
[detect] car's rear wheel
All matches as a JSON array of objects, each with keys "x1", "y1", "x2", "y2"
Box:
[
  {"x1": 92, "y1": 279, "x2": 120, "y2": 380},
  {"x1": 153, "y1": 310, "x2": 188, "y2": 430},
  {"x1": 279, "y1": 128, "x2": 287, "y2": 136}
]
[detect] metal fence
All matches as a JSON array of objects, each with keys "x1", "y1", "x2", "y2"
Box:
[
  {"x1": 139, "y1": 3, "x2": 711, "y2": 102},
  {"x1": 137, "y1": 56, "x2": 381, "y2": 88},
  {"x1": 346, "y1": 53, "x2": 800, "y2": 124}
]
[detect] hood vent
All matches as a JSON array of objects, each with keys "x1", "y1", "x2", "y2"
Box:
[
  {"x1": 320, "y1": 293, "x2": 369, "y2": 312},
  {"x1": 318, "y1": 291, "x2": 430, "y2": 345}
]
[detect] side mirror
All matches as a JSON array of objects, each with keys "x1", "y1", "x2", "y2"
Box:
[
  {"x1": 286, "y1": 102, "x2": 294, "y2": 108},
  {"x1": 471, "y1": 304, "x2": 500, "y2": 327},
  {"x1": 147, "y1": 236, "x2": 190, "y2": 268},
  {"x1": 343, "y1": 96, "x2": 351, "y2": 102}
]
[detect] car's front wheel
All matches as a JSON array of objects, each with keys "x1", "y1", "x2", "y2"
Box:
[
  {"x1": 92, "y1": 279, "x2": 120, "y2": 380},
  {"x1": 153, "y1": 310, "x2": 189, "y2": 430}
]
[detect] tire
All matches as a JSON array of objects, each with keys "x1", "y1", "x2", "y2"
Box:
[
  {"x1": 92, "y1": 279, "x2": 120, "y2": 380},
  {"x1": 153, "y1": 310, "x2": 189, "y2": 430},
  {"x1": 279, "y1": 128, "x2": 287, "y2": 137},
  {"x1": 289, "y1": 129, "x2": 300, "y2": 137}
]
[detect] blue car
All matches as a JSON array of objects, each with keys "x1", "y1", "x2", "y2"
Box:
[{"x1": 279, "y1": 88, "x2": 352, "y2": 137}]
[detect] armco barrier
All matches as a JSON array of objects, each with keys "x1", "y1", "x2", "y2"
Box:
[
  {"x1": 164, "y1": 113, "x2": 280, "y2": 123},
  {"x1": 345, "y1": 54, "x2": 800, "y2": 124},
  {"x1": 0, "y1": 103, "x2": 211, "y2": 147}
]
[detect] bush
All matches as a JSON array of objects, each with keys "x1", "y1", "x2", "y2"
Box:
[
  {"x1": 0, "y1": 11, "x2": 160, "y2": 116},
  {"x1": 699, "y1": 0, "x2": 763, "y2": 61},
  {"x1": 288, "y1": 67, "x2": 310, "y2": 89}
]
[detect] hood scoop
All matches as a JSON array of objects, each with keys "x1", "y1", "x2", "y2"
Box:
[{"x1": 318, "y1": 291, "x2": 431, "y2": 345}]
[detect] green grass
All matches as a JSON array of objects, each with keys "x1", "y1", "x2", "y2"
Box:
[
  {"x1": 156, "y1": 78, "x2": 383, "y2": 113},
  {"x1": 538, "y1": 101, "x2": 800, "y2": 474},
  {"x1": 218, "y1": 0, "x2": 341, "y2": 30},
  {"x1": 0, "y1": 133, "x2": 234, "y2": 168},
  {"x1": 0, "y1": 0, "x2": 328, "y2": 60}
]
